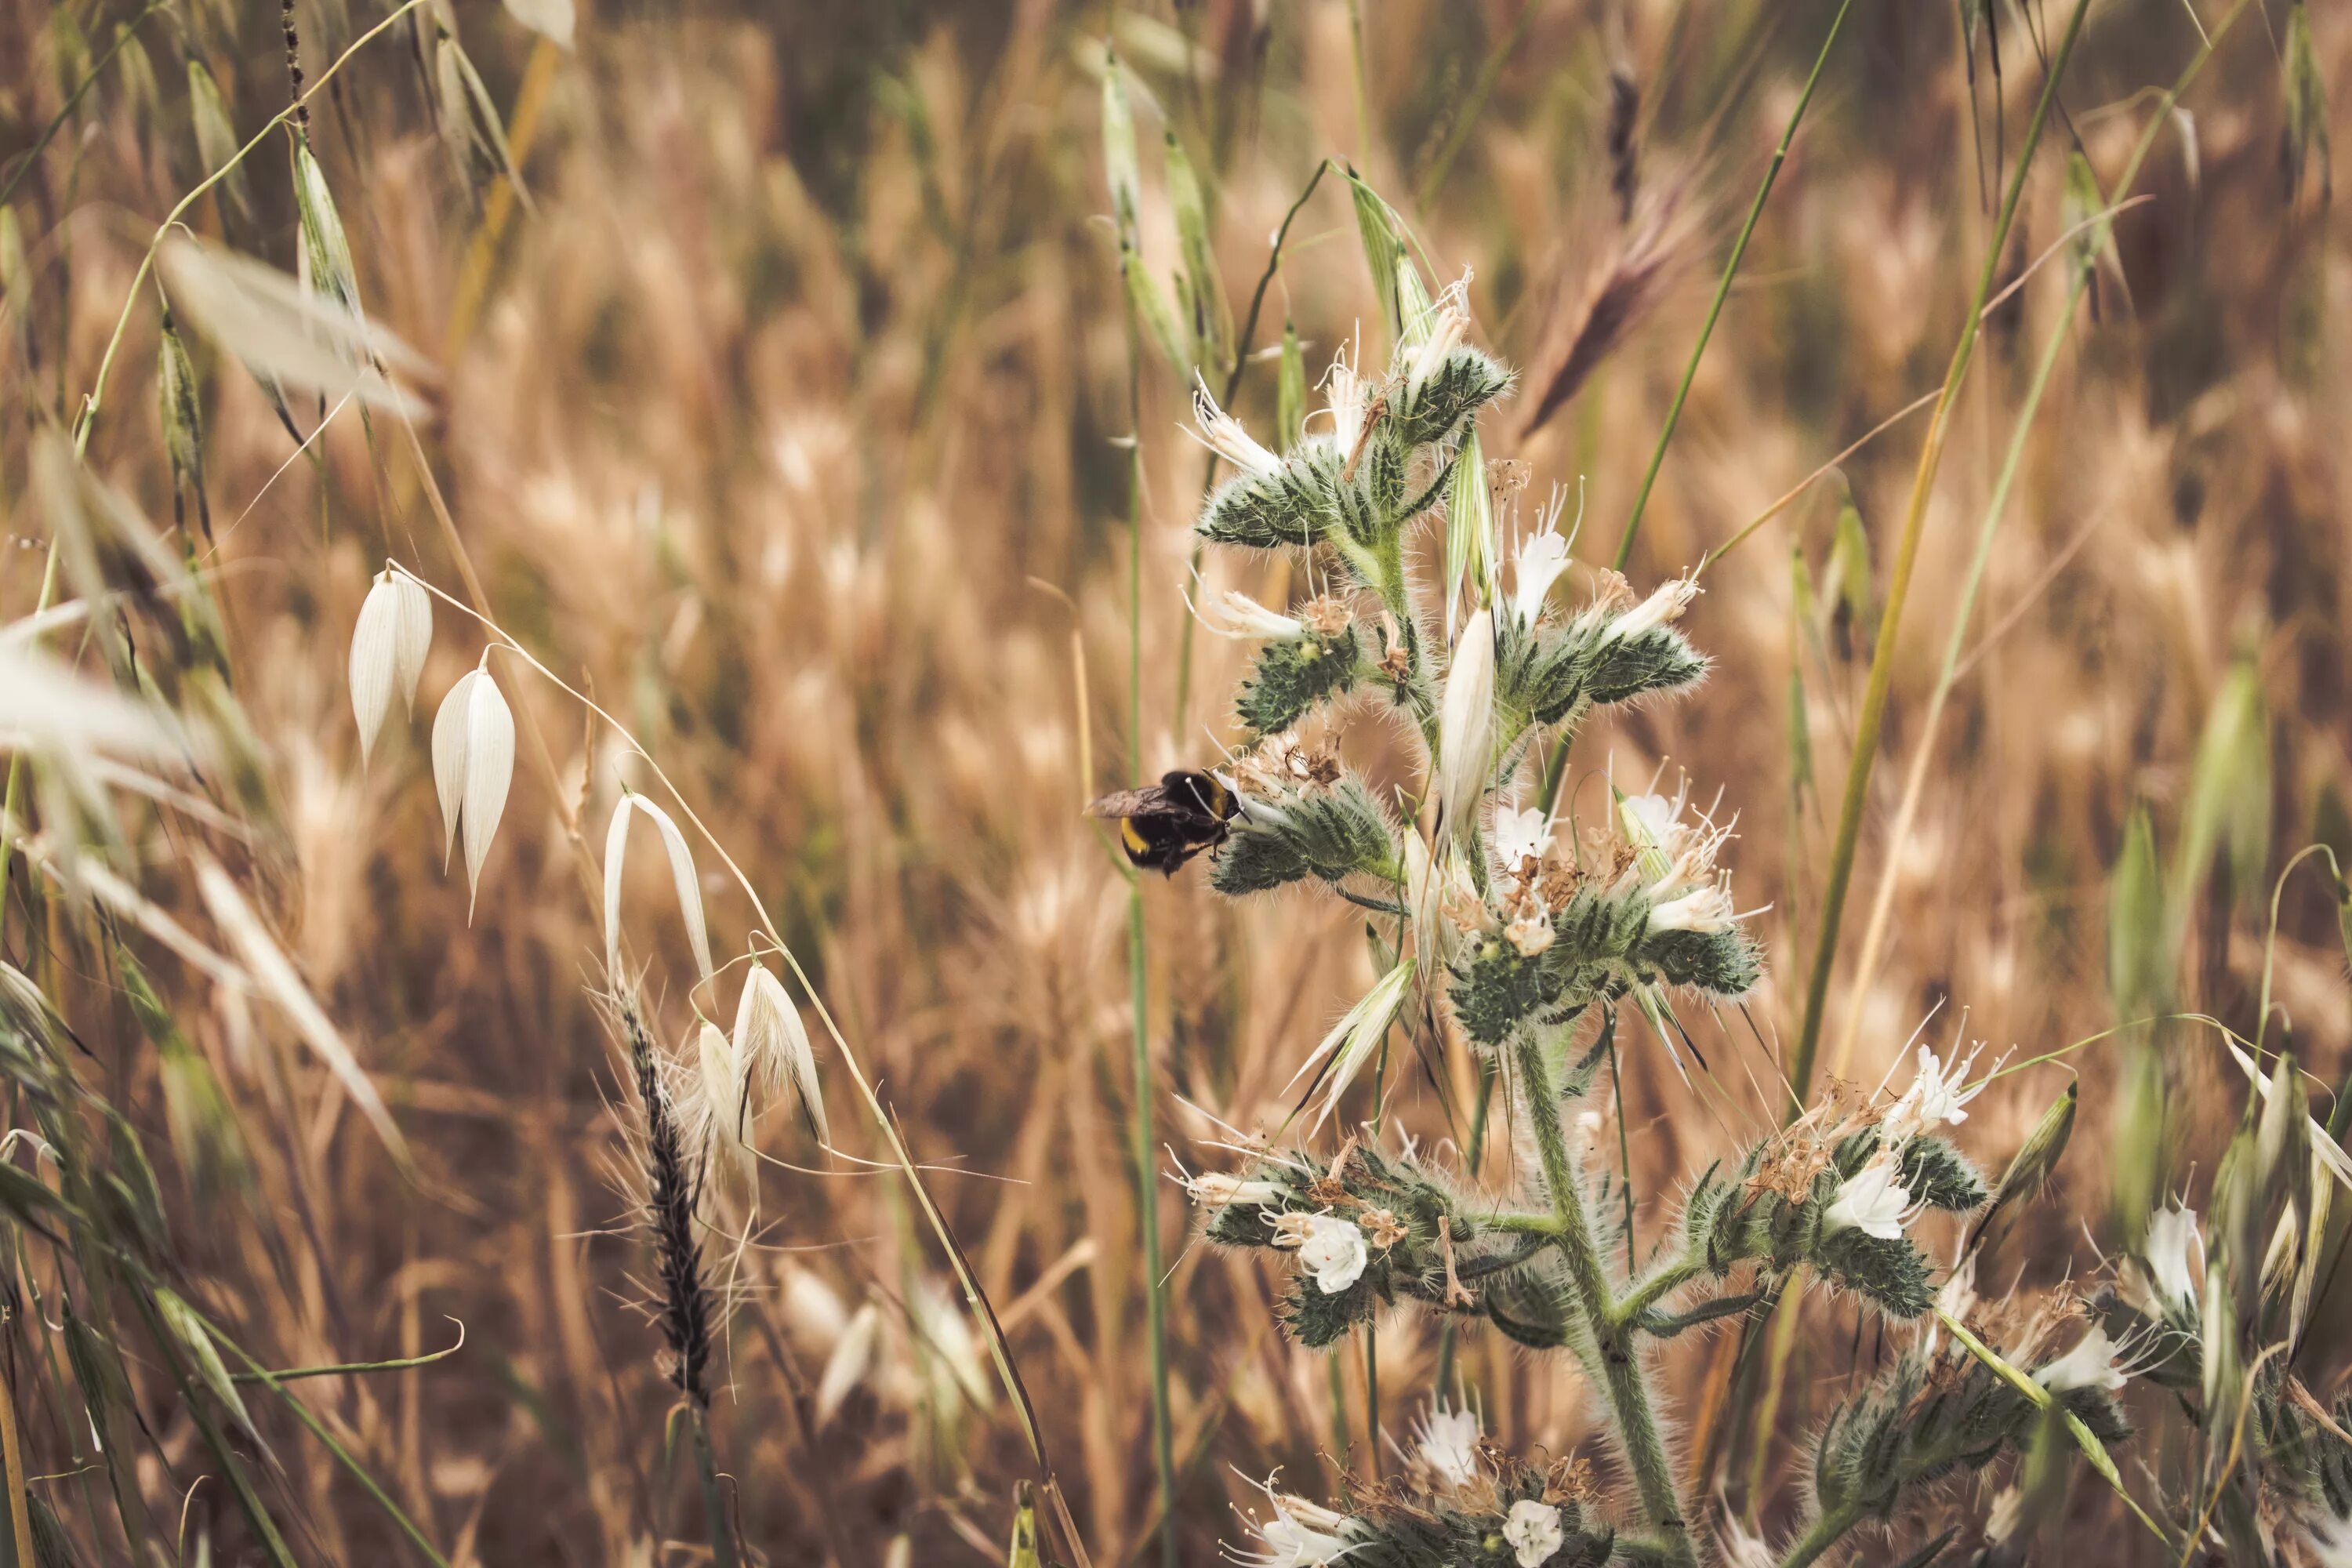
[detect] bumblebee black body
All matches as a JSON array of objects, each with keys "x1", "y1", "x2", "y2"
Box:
[{"x1": 1087, "y1": 769, "x2": 1239, "y2": 875}]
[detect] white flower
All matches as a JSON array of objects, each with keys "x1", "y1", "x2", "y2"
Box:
[
  {"x1": 1410, "y1": 1400, "x2": 1480, "y2": 1487},
  {"x1": 1192, "y1": 375, "x2": 1283, "y2": 479},
  {"x1": 1287, "y1": 960, "x2": 1414, "y2": 1134},
  {"x1": 1646, "y1": 884, "x2": 1735, "y2": 934},
  {"x1": 1620, "y1": 791, "x2": 1678, "y2": 844},
  {"x1": 1504, "y1": 911, "x2": 1555, "y2": 957},
  {"x1": 1715, "y1": 1513, "x2": 1776, "y2": 1568},
  {"x1": 1186, "y1": 1171, "x2": 1284, "y2": 1208},
  {"x1": 1822, "y1": 1157, "x2": 1915, "y2": 1241},
  {"x1": 1508, "y1": 496, "x2": 1573, "y2": 627},
  {"x1": 1494, "y1": 805, "x2": 1551, "y2": 868},
  {"x1": 1984, "y1": 1485, "x2": 2025, "y2": 1544},
  {"x1": 1880, "y1": 1040, "x2": 1991, "y2": 1147},
  {"x1": 1403, "y1": 272, "x2": 1472, "y2": 398},
  {"x1": 2140, "y1": 1203, "x2": 2203, "y2": 1316},
  {"x1": 1194, "y1": 586, "x2": 1305, "y2": 641},
  {"x1": 1502, "y1": 1499, "x2": 1565, "y2": 1567},
  {"x1": 1435, "y1": 608, "x2": 1497, "y2": 830},
  {"x1": 1613, "y1": 786, "x2": 1744, "y2": 938},
  {"x1": 2034, "y1": 1323, "x2": 2130, "y2": 1394},
  {"x1": 1325, "y1": 343, "x2": 1369, "y2": 459},
  {"x1": 1228, "y1": 1475, "x2": 1359, "y2": 1567},
  {"x1": 1602, "y1": 573, "x2": 1700, "y2": 642},
  {"x1": 347, "y1": 564, "x2": 430, "y2": 768},
  {"x1": 1294, "y1": 1215, "x2": 1369, "y2": 1294}
]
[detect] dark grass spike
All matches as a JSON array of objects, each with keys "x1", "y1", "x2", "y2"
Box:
[
  {"x1": 1606, "y1": 65, "x2": 1640, "y2": 224},
  {"x1": 280, "y1": 0, "x2": 310, "y2": 136},
  {"x1": 622, "y1": 1002, "x2": 713, "y2": 1407}
]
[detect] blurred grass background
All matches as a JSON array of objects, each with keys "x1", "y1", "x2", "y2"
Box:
[{"x1": 2, "y1": 0, "x2": 2350, "y2": 1561}]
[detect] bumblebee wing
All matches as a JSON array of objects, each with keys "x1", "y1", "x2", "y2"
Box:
[{"x1": 1085, "y1": 789, "x2": 1160, "y2": 819}]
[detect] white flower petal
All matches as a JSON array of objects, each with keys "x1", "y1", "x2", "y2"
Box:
[
  {"x1": 460, "y1": 670, "x2": 515, "y2": 917},
  {"x1": 815, "y1": 1301, "x2": 878, "y2": 1426},
  {"x1": 1191, "y1": 375, "x2": 1283, "y2": 478},
  {"x1": 1503, "y1": 1499, "x2": 1565, "y2": 1568},
  {"x1": 602, "y1": 797, "x2": 633, "y2": 984},
  {"x1": 347, "y1": 575, "x2": 399, "y2": 768},
  {"x1": 697, "y1": 1018, "x2": 750, "y2": 1183},
  {"x1": 1436, "y1": 608, "x2": 1497, "y2": 830},
  {"x1": 390, "y1": 572, "x2": 432, "y2": 715},
  {"x1": 1411, "y1": 1401, "x2": 1481, "y2": 1487},
  {"x1": 735, "y1": 962, "x2": 827, "y2": 1145},
  {"x1": 1494, "y1": 805, "x2": 1548, "y2": 867},
  {"x1": 1297, "y1": 1216, "x2": 1368, "y2": 1294},
  {"x1": 430, "y1": 669, "x2": 480, "y2": 869}
]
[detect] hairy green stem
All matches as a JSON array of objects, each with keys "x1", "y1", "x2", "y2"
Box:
[
  {"x1": 1611, "y1": 0, "x2": 1853, "y2": 572},
  {"x1": 1614, "y1": 1254, "x2": 1706, "y2": 1326},
  {"x1": 1774, "y1": 1506, "x2": 1859, "y2": 1568},
  {"x1": 1783, "y1": 0, "x2": 2093, "y2": 1109},
  {"x1": 1519, "y1": 1038, "x2": 1692, "y2": 1563},
  {"x1": 1432, "y1": 1057, "x2": 1497, "y2": 1400}
]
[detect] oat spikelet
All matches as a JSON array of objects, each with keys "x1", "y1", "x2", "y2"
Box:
[{"x1": 623, "y1": 1001, "x2": 714, "y2": 1406}]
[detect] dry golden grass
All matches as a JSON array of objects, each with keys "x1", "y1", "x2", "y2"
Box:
[{"x1": 2, "y1": 1, "x2": 2350, "y2": 1563}]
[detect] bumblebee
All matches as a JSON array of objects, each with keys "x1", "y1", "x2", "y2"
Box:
[{"x1": 1087, "y1": 769, "x2": 1240, "y2": 875}]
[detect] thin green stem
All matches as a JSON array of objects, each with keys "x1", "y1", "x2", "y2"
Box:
[
  {"x1": 229, "y1": 1319, "x2": 466, "y2": 1381},
  {"x1": 688, "y1": 1403, "x2": 739, "y2": 1568},
  {"x1": 1824, "y1": 0, "x2": 2256, "y2": 1084},
  {"x1": 1612, "y1": 0, "x2": 1853, "y2": 572},
  {"x1": 1120, "y1": 239, "x2": 1179, "y2": 1568},
  {"x1": 1783, "y1": 0, "x2": 2094, "y2": 1109},
  {"x1": 1518, "y1": 1038, "x2": 1693, "y2": 1564},
  {"x1": 207, "y1": 1317, "x2": 452, "y2": 1567}
]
